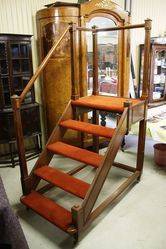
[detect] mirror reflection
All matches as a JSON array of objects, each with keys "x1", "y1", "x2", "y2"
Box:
[{"x1": 86, "y1": 17, "x2": 118, "y2": 96}]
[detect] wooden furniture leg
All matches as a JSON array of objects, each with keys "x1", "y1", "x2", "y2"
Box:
[{"x1": 136, "y1": 118, "x2": 147, "y2": 180}]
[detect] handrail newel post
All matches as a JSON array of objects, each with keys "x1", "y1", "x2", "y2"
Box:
[
  {"x1": 141, "y1": 19, "x2": 152, "y2": 101},
  {"x1": 136, "y1": 19, "x2": 152, "y2": 180},
  {"x1": 69, "y1": 22, "x2": 80, "y2": 100},
  {"x1": 124, "y1": 101, "x2": 132, "y2": 133},
  {"x1": 11, "y1": 95, "x2": 30, "y2": 195},
  {"x1": 92, "y1": 26, "x2": 99, "y2": 151},
  {"x1": 92, "y1": 26, "x2": 99, "y2": 95},
  {"x1": 70, "y1": 205, "x2": 84, "y2": 241}
]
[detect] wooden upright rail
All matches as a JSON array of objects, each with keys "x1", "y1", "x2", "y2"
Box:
[
  {"x1": 69, "y1": 23, "x2": 79, "y2": 100},
  {"x1": 141, "y1": 19, "x2": 152, "y2": 100},
  {"x1": 92, "y1": 26, "x2": 99, "y2": 95},
  {"x1": 11, "y1": 26, "x2": 70, "y2": 194}
]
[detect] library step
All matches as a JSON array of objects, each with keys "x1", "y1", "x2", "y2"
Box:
[
  {"x1": 71, "y1": 95, "x2": 141, "y2": 113},
  {"x1": 47, "y1": 142, "x2": 103, "y2": 168},
  {"x1": 60, "y1": 119, "x2": 115, "y2": 138},
  {"x1": 35, "y1": 166, "x2": 90, "y2": 199},
  {"x1": 21, "y1": 191, "x2": 72, "y2": 232}
]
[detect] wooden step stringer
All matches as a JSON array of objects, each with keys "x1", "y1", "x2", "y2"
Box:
[
  {"x1": 70, "y1": 106, "x2": 141, "y2": 238},
  {"x1": 25, "y1": 101, "x2": 74, "y2": 193},
  {"x1": 21, "y1": 99, "x2": 145, "y2": 241}
]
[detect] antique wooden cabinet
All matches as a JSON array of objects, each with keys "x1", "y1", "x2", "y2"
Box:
[
  {"x1": 36, "y1": 0, "x2": 130, "y2": 136},
  {"x1": 0, "y1": 34, "x2": 41, "y2": 166},
  {"x1": 138, "y1": 42, "x2": 166, "y2": 105}
]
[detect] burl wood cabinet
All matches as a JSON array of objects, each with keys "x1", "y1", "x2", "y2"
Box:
[
  {"x1": 36, "y1": 0, "x2": 130, "y2": 136},
  {"x1": 0, "y1": 34, "x2": 41, "y2": 166}
]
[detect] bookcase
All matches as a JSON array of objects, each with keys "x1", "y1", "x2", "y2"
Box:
[
  {"x1": 138, "y1": 43, "x2": 166, "y2": 105},
  {"x1": 0, "y1": 34, "x2": 41, "y2": 167}
]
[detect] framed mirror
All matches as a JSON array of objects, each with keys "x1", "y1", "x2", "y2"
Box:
[{"x1": 86, "y1": 17, "x2": 118, "y2": 96}]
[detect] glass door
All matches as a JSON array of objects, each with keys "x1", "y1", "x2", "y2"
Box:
[{"x1": 153, "y1": 49, "x2": 166, "y2": 101}]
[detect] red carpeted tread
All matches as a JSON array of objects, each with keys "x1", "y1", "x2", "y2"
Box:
[
  {"x1": 71, "y1": 95, "x2": 142, "y2": 113},
  {"x1": 47, "y1": 142, "x2": 103, "y2": 168},
  {"x1": 35, "y1": 166, "x2": 90, "y2": 199},
  {"x1": 60, "y1": 119, "x2": 115, "y2": 138},
  {"x1": 21, "y1": 191, "x2": 72, "y2": 232}
]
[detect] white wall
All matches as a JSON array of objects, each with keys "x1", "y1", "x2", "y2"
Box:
[
  {"x1": 0, "y1": 0, "x2": 77, "y2": 103},
  {"x1": 1, "y1": 0, "x2": 165, "y2": 87}
]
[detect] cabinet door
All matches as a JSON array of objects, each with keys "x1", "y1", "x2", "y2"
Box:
[
  {"x1": 10, "y1": 41, "x2": 34, "y2": 103},
  {"x1": 152, "y1": 49, "x2": 166, "y2": 101},
  {"x1": 0, "y1": 42, "x2": 11, "y2": 107},
  {"x1": 138, "y1": 44, "x2": 166, "y2": 103}
]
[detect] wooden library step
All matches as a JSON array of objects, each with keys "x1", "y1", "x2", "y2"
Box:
[
  {"x1": 71, "y1": 95, "x2": 141, "y2": 113},
  {"x1": 47, "y1": 142, "x2": 103, "y2": 168},
  {"x1": 21, "y1": 191, "x2": 72, "y2": 232},
  {"x1": 60, "y1": 119, "x2": 115, "y2": 138},
  {"x1": 34, "y1": 166, "x2": 90, "y2": 199}
]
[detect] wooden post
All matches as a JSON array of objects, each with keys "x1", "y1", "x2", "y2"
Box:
[
  {"x1": 141, "y1": 19, "x2": 152, "y2": 100},
  {"x1": 92, "y1": 26, "x2": 99, "y2": 151},
  {"x1": 69, "y1": 22, "x2": 79, "y2": 100},
  {"x1": 11, "y1": 95, "x2": 30, "y2": 195},
  {"x1": 92, "y1": 26, "x2": 99, "y2": 95},
  {"x1": 136, "y1": 19, "x2": 151, "y2": 179},
  {"x1": 124, "y1": 100, "x2": 132, "y2": 133},
  {"x1": 70, "y1": 205, "x2": 84, "y2": 242}
]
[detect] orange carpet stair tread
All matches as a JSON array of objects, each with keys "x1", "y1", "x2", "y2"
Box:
[
  {"x1": 47, "y1": 142, "x2": 103, "y2": 168},
  {"x1": 60, "y1": 119, "x2": 115, "y2": 138},
  {"x1": 21, "y1": 191, "x2": 72, "y2": 232},
  {"x1": 71, "y1": 95, "x2": 141, "y2": 113},
  {"x1": 34, "y1": 166, "x2": 90, "y2": 199}
]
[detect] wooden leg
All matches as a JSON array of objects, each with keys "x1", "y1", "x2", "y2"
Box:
[
  {"x1": 136, "y1": 119, "x2": 147, "y2": 181},
  {"x1": 100, "y1": 111, "x2": 107, "y2": 126},
  {"x1": 92, "y1": 110, "x2": 99, "y2": 152},
  {"x1": 9, "y1": 142, "x2": 15, "y2": 168},
  {"x1": 121, "y1": 136, "x2": 126, "y2": 151}
]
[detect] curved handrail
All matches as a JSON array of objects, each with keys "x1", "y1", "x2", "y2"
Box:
[{"x1": 19, "y1": 26, "x2": 70, "y2": 105}]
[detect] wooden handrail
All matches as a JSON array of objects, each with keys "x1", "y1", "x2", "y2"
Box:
[
  {"x1": 11, "y1": 26, "x2": 70, "y2": 195},
  {"x1": 95, "y1": 23, "x2": 145, "y2": 32},
  {"x1": 76, "y1": 23, "x2": 145, "y2": 33},
  {"x1": 19, "y1": 26, "x2": 70, "y2": 104},
  {"x1": 76, "y1": 27, "x2": 94, "y2": 32}
]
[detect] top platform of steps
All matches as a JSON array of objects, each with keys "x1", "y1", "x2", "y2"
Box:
[{"x1": 72, "y1": 95, "x2": 142, "y2": 113}]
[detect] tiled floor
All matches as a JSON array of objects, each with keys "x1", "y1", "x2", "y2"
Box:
[{"x1": 0, "y1": 135, "x2": 166, "y2": 249}]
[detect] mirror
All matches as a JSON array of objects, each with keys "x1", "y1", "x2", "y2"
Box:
[{"x1": 86, "y1": 17, "x2": 118, "y2": 96}]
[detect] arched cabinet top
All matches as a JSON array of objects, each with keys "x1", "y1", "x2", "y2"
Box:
[{"x1": 80, "y1": 0, "x2": 129, "y2": 23}]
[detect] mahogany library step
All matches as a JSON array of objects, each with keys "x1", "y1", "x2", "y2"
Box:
[
  {"x1": 71, "y1": 95, "x2": 141, "y2": 113},
  {"x1": 60, "y1": 119, "x2": 115, "y2": 138},
  {"x1": 47, "y1": 141, "x2": 103, "y2": 168},
  {"x1": 35, "y1": 166, "x2": 90, "y2": 199},
  {"x1": 21, "y1": 191, "x2": 72, "y2": 232}
]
